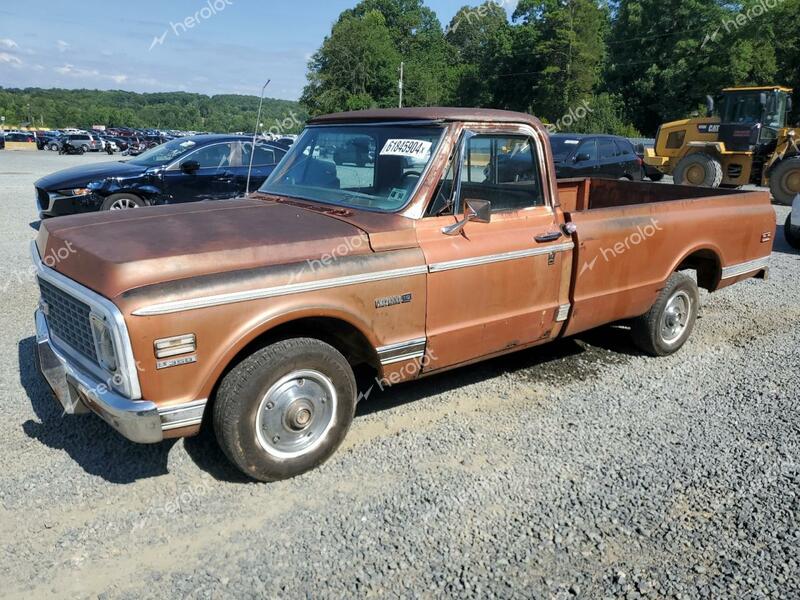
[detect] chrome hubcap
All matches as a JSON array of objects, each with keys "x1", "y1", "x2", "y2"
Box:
[
  {"x1": 110, "y1": 198, "x2": 138, "y2": 210},
  {"x1": 661, "y1": 291, "x2": 691, "y2": 345},
  {"x1": 255, "y1": 370, "x2": 336, "y2": 459}
]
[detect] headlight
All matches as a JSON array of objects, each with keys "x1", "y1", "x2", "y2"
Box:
[
  {"x1": 90, "y1": 314, "x2": 118, "y2": 373},
  {"x1": 56, "y1": 188, "x2": 92, "y2": 197}
]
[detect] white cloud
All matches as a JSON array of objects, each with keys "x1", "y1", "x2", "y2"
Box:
[
  {"x1": 0, "y1": 52, "x2": 22, "y2": 66},
  {"x1": 110, "y1": 74, "x2": 128, "y2": 84},
  {"x1": 56, "y1": 63, "x2": 99, "y2": 77},
  {"x1": 56, "y1": 40, "x2": 70, "y2": 52},
  {"x1": 0, "y1": 39, "x2": 18, "y2": 49}
]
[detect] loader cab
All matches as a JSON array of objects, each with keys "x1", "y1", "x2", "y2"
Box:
[{"x1": 714, "y1": 87, "x2": 792, "y2": 153}]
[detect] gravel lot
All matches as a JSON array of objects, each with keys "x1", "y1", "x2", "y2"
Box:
[{"x1": 0, "y1": 150, "x2": 798, "y2": 599}]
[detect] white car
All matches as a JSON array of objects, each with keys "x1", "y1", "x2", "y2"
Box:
[{"x1": 786, "y1": 194, "x2": 800, "y2": 249}]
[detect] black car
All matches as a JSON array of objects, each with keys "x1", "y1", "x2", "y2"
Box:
[
  {"x1": 550, "y1": 134, "x2": 643, "y2": 181},
  {"x1": 35, "y1": 135, "x2": 286, "y2": 217},
  {"x1": 634, "y1": 141, "x2": 664, "y2": 181}
]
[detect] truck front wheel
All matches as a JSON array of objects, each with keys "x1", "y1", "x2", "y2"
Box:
[
  {"x1": 631, "y1": 273, "x2": 700, "y2": 357},
  {"x1": 213, "y1": 338, "x2": 357, "y2": 482},
  {"x1": 674, "y1": 153, "x2": 723, "y2": 188}
]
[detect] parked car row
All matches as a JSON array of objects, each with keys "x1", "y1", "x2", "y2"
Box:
[{"x1": 35, "y1": 135, "x2": 288, "y2": 217}]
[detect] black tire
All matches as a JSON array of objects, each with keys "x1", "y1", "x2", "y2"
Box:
[
  {"x1": 769, "y1": 157, "x2": 800, "y2": 206},
  {"x1": 49, "y1": 143, "x2": 59, "y2": 151},
  {"x1": 786, "y1": 214, "x2": 800, "y2": 250},
  {"x1": 631, "y1": 272, "x2": 700, "y2": 357},
  {"x1": 648, "y1": 172, "x2": 664, "y2": 182},
  {"x1": 213, "y1": 338, "x2": 357, "y2": 482},
  {"x1": 674, "y1": 152, "x2": 723, "y2": 188},
  {"x1": 100, "y1": 193, "x2": 146, "y2": 211},
  {"x1": 80, "y1": 144, "x2": 89, "y2": 152}
]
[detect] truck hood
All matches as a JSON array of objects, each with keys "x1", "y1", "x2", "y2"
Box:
[
  {"x1": 34, "y1": 160, "x2": 147, "y2": 191},
  {"x1": 36, "y1": 198, "x2": 372, "y2": 299}
]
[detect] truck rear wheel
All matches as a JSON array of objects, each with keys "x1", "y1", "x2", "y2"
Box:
[
  {"x1": 769, "y1": 157, "x2": 800, "y2": 206},
  {"x1": 786, "y1": 214, "x2": 800, "y2": 250},
  {"x1": 674, "y1": 153, "x2": 723, "y2": 188},
  {"x1": 213, "y1": 338, "x2": 357, "y2": 482},
  {"x1": 631, "y1": 273, "x2": 700, "y2": 357}
]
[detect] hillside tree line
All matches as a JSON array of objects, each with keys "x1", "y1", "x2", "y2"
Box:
[{"x1": 0, "y1": 88, "x2": 307, "y2": 133}]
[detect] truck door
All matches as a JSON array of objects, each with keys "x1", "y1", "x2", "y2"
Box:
[{"x1": 416, "y1": 129, "x2": 571, "y2": 370}]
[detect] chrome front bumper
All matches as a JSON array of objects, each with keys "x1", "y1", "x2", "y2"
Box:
[{"x1": 35, "y1": 309, "x2": 164, "y2": 443}]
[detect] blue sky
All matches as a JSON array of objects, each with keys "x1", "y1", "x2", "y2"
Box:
[{"x1": 0, "y1": 0, "x2": 518, "y2": 101}]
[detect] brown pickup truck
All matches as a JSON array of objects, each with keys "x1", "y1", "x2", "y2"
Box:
[{"x1": 33, "y1": 108, "x2": 775, "y2": 481}]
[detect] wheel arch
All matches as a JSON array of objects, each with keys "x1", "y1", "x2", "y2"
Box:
[
  {"x1": 200, "y1": 310, "x2": 382, "y2": 409},
  {"x1": 671, "y1": 245, "x2": 723, "y2": 291}
]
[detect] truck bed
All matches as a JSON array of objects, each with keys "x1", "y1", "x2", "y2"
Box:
[{"x1": 556, "y1": 178, "x2": 774, "y2": 337}]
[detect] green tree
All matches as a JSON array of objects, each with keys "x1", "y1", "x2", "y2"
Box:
[
  {"x1": 512, "y1": 0, "x2": 608, "y2": 119},
  {"x1": 301, "y1": 11, "x2": 400, "y2": 115}
]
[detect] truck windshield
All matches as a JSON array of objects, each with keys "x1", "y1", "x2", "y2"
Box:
[
  {"x1": 719, "y1": 93, "x2": 764, "y2": 125},
  {"x1": 260, "y1": 124, "x2": 445, "y2": 212}
]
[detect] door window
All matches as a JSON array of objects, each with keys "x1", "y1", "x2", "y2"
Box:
[
  {"x1": 241, "y1": 142, "x2": 285, "y2": 167},
  {"x1": 458, "y1": 134, "x2": 544, "y2": 213},
  {"x1": 176, "y1": 143, "x2": 234, "y2": 170},
  {"x1": 598, "y1": 139, "x2": 617, "y2": 160},
  {"x1": 615, "y1": 139, "x2": 635, "y2": 157},
  {"x1": 575, "y1": 139, "x2": 597, "y2": 162}
]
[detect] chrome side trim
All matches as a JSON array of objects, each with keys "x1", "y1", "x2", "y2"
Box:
[
  {"x1": 556, "y1": 304, "x2": 571, "y2": 322},
  {"x1": 377, "y1": 338, "x2": 427, "y2": 366},
  {"x1": 32, "y1": 241, "x2": 142, "y2": 400},
  {"x1": 132, "y1": 265, "x2": 430, "y2": 316},
  {"x1": 721, "y1": 256, "x2": 770, "y2": 280},
  {"x1": 428, "y1": 242, "x2": 574, "y2": 273},
  {"x1": 159, "y1": 399, "x2": 207, "y2": 431}
]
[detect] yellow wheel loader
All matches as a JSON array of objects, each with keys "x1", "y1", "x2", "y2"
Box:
[{"x1": 644, "y1": 86, "x2": 800, "y2": 205}]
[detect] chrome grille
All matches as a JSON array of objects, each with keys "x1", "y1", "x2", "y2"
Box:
[{"x1": 38, "y1": 277, "x2": 98, "y2": 363}]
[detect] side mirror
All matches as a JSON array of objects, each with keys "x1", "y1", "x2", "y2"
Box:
[
  {"x1": 706, "y1": 95, "x2": 715, "y2": 117},
  {"x1": 442, "y1": 198, "x2": 491, "y2": 236},
  {"x1": 574, "y1": 152, "x2": 591, "y2": 163},
  {"x1": 181, "y1": 160, "x2": 200, "y2": 174},
  {"x1": 787, "y1": 97, "x2": 793, "y2": 115},
  {"x1": 759, "y1": 92, "x2": 768, "y2": 107}
]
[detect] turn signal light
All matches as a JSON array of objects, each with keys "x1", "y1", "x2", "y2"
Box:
[{"x1": 154, "y1": 334, "x2": 196, "y2": 359}]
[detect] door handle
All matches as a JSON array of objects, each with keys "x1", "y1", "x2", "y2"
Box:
[{"x1": 535, "y1": 231, "x2": 563, "y2": 243}]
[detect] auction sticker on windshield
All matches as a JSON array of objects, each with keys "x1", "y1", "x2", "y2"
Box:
[{"x1": 381, "y1": 139, "x2": 432, "y2": 159}]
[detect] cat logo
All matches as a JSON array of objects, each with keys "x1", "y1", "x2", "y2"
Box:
[{"x1": 698, "y1": 124, "x2": 720, "y2": 134}]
